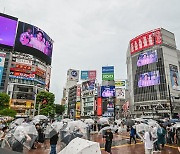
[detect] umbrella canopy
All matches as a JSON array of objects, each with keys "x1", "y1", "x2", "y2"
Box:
[
  {"x1": 115, "y1": 119, "x2": 122, "y2": 125},
  {"x1": 44, "y1": 122, "x2": 64, "y2": 138},
  {"x1": 59, "y1": 137, "x2": 101, "y2": 154},
  {"x1": 33, "y1": 115, "x2": 47, "y2": 120},
  {"x1": 135, "y1": 123, "x2": 149, "y2": 133},
  {"x1": 98, "y1": 117, "x2": 109, "y2": 124},
  {"x1": 98, "y1": 125, "x2": 116, "y2": 135},
  {"x1": 125, "y1": 119, "x2": 135, "y2": 126},
  {"x1": 61, "y1": 133, "x2": 83, "y2": 145},
  {"x1": 173, "y1": 122, "x2": 180, "y2": 128},
  {"x1": 84, "y1": 119, "x2": 94, "y2": 125},
  {"x1": 14, "y1": 118, "x2": 25, "y2": 125},
  {"x1": 61, "y1": 118, "x2": 72, "y2": 123}
]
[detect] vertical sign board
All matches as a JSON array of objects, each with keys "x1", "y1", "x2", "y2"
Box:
[
  {"x1": 76, "y1": 84, "x2": 81, "y2": 101},
  {"x1": 169, "y1": 64, "x2": 180, "y2": 91},
  {"x1": 97, "y1": 97, "x2": 102, "y2": 116},
  {"x1": 76, "y1": 102, "x2": 81, "y2": 118},
  {"x1": 102, "y1": 66, "x2": 114, "y2": 81},
  {"x1": 88, "y1": 70, "x2": 96, "y2": 80},
  {"x1": 81, "y1": 71, "x2": 88, "y2": 80},
  {"x1": 0, "y1": 52, "x2": 6, "y2": 86},
  {"x1": 45, "y1": 66, "x2": 51, "y2": 91}
]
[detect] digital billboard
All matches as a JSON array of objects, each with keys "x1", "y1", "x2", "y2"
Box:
[
  {"x1": 15, "y1": 21, "x2": 53, "y2": 64},
  {"x1": 101, "y1": 86, "x2": 115, "y2": 97},
  {"x1": 0, "y1": 13, "x2": 18, "y2": 48},
  {"x1": 82, "y1": 80, "x2": 95, "y2": 91},
  {"x1": 137, "y1": 50, "x2": 158, "y2": 67},
  {"x1": 138, "y1": 71, "x2": 160, "y2": 87},
  {"x1": 169, "y1": 64, "x2": 180, "y2": 91},
  {"x1": 130, "y1": 28, "x2": 162, "y2": 55}
]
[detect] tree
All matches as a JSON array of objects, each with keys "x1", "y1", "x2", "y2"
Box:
[
  {"x1": 55, "y1": 104, "x2": 65, "y2": 115},
  {"x1": 36, "y1": 91, "x2": 55, "y2": 117},
  {"x1": 0, "y1": 108, "x2": 17, "y2": 117},
  {"x1": 0, "y1": 93, "x2": 10, "y2": 110}
]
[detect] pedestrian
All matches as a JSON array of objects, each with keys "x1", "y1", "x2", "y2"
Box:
[
  {"x1": 157, "y1": 124, "x2": 166, "y2": 150},
  {"x1": 129, "y1": 126, "x2": 136, "y2": 144},
  {"x1": 103, "y1": 128, "x2": 113, "y2": 154},
  {"x1": 50, "y1": 130, "x2": 59, "y2": 154},
  {"x1": 151, "y1": 124, "x2": 160, "y2": 152},
  {"x1": 144, "y1": 128, "x2": 154, "y2": 154},
  {"x1": 176, "y1": 127, "x2": 180, "y2": 146}
]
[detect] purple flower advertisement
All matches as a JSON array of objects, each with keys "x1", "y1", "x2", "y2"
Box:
[{"x1": 0, "y1": 15, "x2": 17, "y2": 47}]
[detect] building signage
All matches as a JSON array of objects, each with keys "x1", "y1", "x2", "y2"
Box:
[
  {"x1": 0, "y1": 52, "x2": 6, "y2": 86},
  {"x1": 81, "y1": 71, "x2": 88, "y2": 80},
  {"x1": 102, "y1": 66, "x2": 114, "y2": 81},
  {"x1": 169, "y1": 64, "x2": 180, "y2": 91},
  {"x1": 97, "y1": 97, "x2": 102, "y2": 116},
  {"x1": 67, "y1": 69, "x2": 79, "y2": 82},
  {"x1": 115, "y1": 80, "x2": 126, "y2": 88},
  {"x1": 130, "y1": 28, "x2": 162, "y2": 55}
]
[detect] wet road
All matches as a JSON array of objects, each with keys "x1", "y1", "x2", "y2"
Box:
[{"x1": 25, "y1": 133, "x2": 179, "y2": 154}]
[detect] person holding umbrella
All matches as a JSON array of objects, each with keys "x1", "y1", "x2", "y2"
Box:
[
  {"x1": 103, "y1": 128, "x2": 113, "y2": 154},
  {"x1": 50, "y1": 129, "x2": 59, "y2": 154}
]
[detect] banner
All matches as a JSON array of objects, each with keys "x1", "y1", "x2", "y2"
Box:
[
  {"x1": 88, "y1": 70, "x2": 96, "y2": 80},
  {"x1": 130, "y1": 28, "x2": 162, "y2": 55},
  {"x1": 45, "y1": 66, "x2": 51, "y2": 91},
  {"x1": 101, "y1": 86, "x2": 115, "y2": 97},
  {"x1": 0, "y1": 52, "x2": 6, "y2": 86},
  {"x1": 81, "y1": 71, "x2": 88, "y2": 80},
  {"x1": 116, "y1": 88, "x2": 125, "y2": 99},
  {"x1": 82, "y1": 80, "x2": 95, "y2": 91},
  {"x1": 102, "y1": 66, "x2": 114, "y2": 81},
  {"x1": 97, "y1": 97, "x2": 102, "y2": 116},
  {"x1": 76, "y1": 102, "x2": 81, "y2": 118},
  {"x1": 169, "y1": 64, "x2": 180, "y2": 91},
  {"x1": 67, "y1": 69, "x2": 79, "y2": 82},
  {"x1": 115, "y1": 80, "x2": 126, "y2": 88}
]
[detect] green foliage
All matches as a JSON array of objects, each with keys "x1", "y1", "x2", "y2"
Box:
[
  {"x1": 0, "y1": 108, "x2": 17, "y2": 117},
  {"x1": 0, "y1": 93, "x2": 10, "y2": 110},
  {"x1": 55, "y1": 104, "x2": 65, "y2": 115},
  {"x1": 36, "y1": 91, "x2": 55, "y2": 117}
]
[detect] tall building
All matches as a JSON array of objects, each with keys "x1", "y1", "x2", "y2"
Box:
[
  {"x1": 127, "y1": 28, "x2": 180, "y2": 118},
  {"x1": 0, "y1": 13, "x2": 53, "y2": 116}
]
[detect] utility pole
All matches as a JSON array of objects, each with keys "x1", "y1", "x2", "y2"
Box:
[{"x1": 168, "y1": 84, "x2": 173, "y2": 119}]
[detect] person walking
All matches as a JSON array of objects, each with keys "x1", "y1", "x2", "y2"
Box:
[
  {"x1": 144, "y1": 129, "x2": 154, "y2": 154},
  {"x1": 50, "y1": 130, "x2": 59, "y2": 154},
  {"x1": 157, "y1": 124, "x2": 166, "y2": 150},
  {"x1": 151, "y1": 125, "x2": 160, "y2": 152},
  {"x1": 103, "y1": 128, "x2": 113, "y2": 154},
  {"x1": 129, "y1": 126, "x2": 136, "y2": 144}
]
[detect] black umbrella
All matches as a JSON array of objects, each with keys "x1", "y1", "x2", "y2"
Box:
[{"x1": 61, "y1": 132, "x2": 83, "y2": 145}]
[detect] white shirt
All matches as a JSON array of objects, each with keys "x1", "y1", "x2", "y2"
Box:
[
  {"x1": 144, "y1": 131, "x2": 153, "y2": 150},
  {"x1": 152, "y1": 127, "x2": 158, "y2": 139}
]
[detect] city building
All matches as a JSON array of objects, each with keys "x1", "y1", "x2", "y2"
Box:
[
  {"x1": 0, "y1": 13, "x2": 53, "y2": 116},
  {"x1": 127, "y1": 28, "x2": 180, "y2": 118}
]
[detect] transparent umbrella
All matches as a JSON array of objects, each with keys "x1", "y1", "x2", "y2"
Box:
[
  {"x1": 98, "y1": 126, "x2": 116, "y2": 135},
  {"x1": 33, "y1": 115, "x2": 47, "y2": 120},
  {"x1": 84, "y1": 119, "x2": 94, "y2": 125},
  {"x1": 98, "y1": 117, "x2": 109, "y2": 125}
]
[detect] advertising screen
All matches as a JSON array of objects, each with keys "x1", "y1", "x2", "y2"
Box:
[
  {"x1": 0, "y1": 13, "x2": 18, "y2": 48},
  {"x1": 130, "y1": 28, "x2": 162, "y2": 54},
  {"x1": 15, "y1": 21, "x2": 53, "y2": 64},
  {"x1": 88, "y1": 70, "x2": 96, "y2": 80},
  {"x1": 82, "y1": 80, "x2": 95, "y2": 91},
  {"x1": 137, "y1": 50, "x2": 158, "y2": 67},
  {"x1": 138, "y1": 71, "x2": 160, "y2": 87},
  {"x1": 169, "y1": 64, "x2": 180, "y2": 91},
  {"x1": 101, "y1": 86, "x2": 115, "y2": 97}
]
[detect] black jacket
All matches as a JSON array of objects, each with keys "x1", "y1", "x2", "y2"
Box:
[
  {"x1": 50, "y1": 134, "x2": 59, "y2": 145},
  {"x1": 104, "y1": 131, "x2": 113, "y2": 142}
]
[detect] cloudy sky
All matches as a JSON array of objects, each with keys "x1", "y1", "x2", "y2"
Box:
[{"x1": 1, "y1": 0, "x2": 180, "y2": 103}]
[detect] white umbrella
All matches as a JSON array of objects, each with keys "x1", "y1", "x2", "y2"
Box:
[
  {"x1": 173, "y1": 122, "x2": 180, "y2": 128},
  {"x1": 14, "y1": 118, "x2": 25, "y2": 125},
  {"x1": 84, "y1": 119, "x2": 94, "y2": 125},
  {"x1": 98, "y1": 117, "x2": 109, "y2": 124},
  {"x1": 98, "y1": 126, "x2": 116, "y2": 135},
  {"x1": 135, "y1": 123, "x2": 149, "y2": 133},
  {"x1": 62, "y1": 118, "x2": 72, "y2": 123},
  {"x1": 33, "y1": 115, "x2": 47, "y2": 120},
  {"x1": 59, "y1": 137, "x2": 101, "y2": 154}
]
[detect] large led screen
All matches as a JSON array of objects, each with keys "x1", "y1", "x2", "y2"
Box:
[
  {"x1": 137, "y1": 50, "x2": 158, "y2": 67},
  {"x1": 15, "y1": 22, "x2": 53, "y2": 64},
  {"x1": 0, "y1": 13, "x2": 18, "y2": 47},
  {"x1": 138, "y1": 71, "x2": 160, "y2": 87},
  {"x1": 101, "y1": 86, "x2": 115, "y2": 97}
]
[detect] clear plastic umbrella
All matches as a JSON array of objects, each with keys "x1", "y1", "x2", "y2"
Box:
[
  {"x1": 98, "y1": 117, "x2": 109, "y2": 124},
  {"x1": 61, "y1": 118, "x2": 72, "y2": 123},
  {"x1": 135, "y1": 123, "x2": 149, "y2": 133},
  {"x1": 84, "y1": 119, "x2": 94, "y2": 125},
  {"x1": 33, "y1": 115, "x2": 47, "y2": 120},
  {"x1": 98, "y1": 126, "x2": 116, "y2": 135}
]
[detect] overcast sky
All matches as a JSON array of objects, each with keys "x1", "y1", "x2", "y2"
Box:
[{"x1": 1, "y1": 0, "x2": 180, "y2": 104}]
